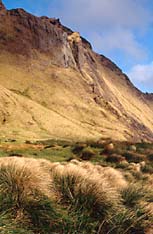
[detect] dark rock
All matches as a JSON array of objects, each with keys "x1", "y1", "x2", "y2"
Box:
[{"x1": 0, "y1": 1, "x2": 6, "y2": 11}]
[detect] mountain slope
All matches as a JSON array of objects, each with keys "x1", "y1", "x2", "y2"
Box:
[{"x1": 0, "y1": 1, "x2": 153, "y2": 141}]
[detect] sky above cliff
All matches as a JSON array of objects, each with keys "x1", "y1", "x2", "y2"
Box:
[{"x1": 3, "y1": 0, "x2": 153, "y2": 93}]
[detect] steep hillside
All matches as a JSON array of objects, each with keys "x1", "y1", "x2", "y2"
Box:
[{"x1": 0, "y1": 0, "x2": 153, "y2": 141}]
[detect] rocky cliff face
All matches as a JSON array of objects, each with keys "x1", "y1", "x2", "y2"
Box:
[
  {"x1": 0, "y1": 5, "x2": 92, "y2": 69},
  {"x1": 0, "y1": 1, "x2": 153, "y2": 142},
  {"x1": 0, "y1": 0, "x2": 5, "y2": 10}
]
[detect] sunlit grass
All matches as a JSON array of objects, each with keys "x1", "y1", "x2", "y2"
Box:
[{"x1": 0, "y1": 140, "x2": 152, "y2": 233}]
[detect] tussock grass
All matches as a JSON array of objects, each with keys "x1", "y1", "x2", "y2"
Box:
[
  {"x1": 98, "y1": 208, "x2": 150, "y2": 234},
  {"x1": 141, "y1": 164, "x2": 153, "y2": 174},
  {"x1": 121, "y1": 184, "x2": 145, "y2": 207},
  {"x1": 0, "y1": 156, "x2": 152, "y2": 234},
  {"x1": 106, "y1": 154, "x2": 126, "y2": 163},
  {"x1": 147, "y1": 154, "x2": 153, "y2": 161},
  {"x1": 0, "y1": 157, "x2": 54, "y2": 199},
  {"x1": 51, "y1": 162, "x2": 121, "y2": 209},
  {"x1": 81, "y1": 147, "x2": 96, "y2": 160},
  {"x1": 0, "y1": 157, "x2": 63, "y2": 233},
  {"x1": 75, "y1": 161, "x2": 128, "y2": 190},
  {"x1": 123, "y1": 152, "x2": 145, "y2": 163}
]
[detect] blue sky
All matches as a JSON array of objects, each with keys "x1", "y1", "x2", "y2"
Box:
[{"x1": 3, "y1": 0, "x2": 153, "y2": 93}]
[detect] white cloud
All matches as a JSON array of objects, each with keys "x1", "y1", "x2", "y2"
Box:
[
  {"x1": 90, "y1": 29, "x2": 146, "y2": 59},
  {"x1": 54, "y1": 0, "x2": 152, "y2": 30},
  {"x1": 128, "y1": 62, "x2": 153, "y2": 83},
  {"x1": 127, "y1": 62, "x2": 153, "y2": 92}
]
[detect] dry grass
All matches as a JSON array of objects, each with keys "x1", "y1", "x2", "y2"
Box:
[
  {"x1": 0, "y1": 157, "x2": 54, "y2": 200},
  {"x1": 0, "y1": 156, "x2": 152, "y2": 233},
  {"x1": 49, "y1": 160, "x2": 130, "y2": 222},
  {"x1": 0, "y1": 51, "x2": 153, "y2": 142},
  {"x1": 0, "y1": 157, "x2": 125, "y2": 210},
  {"x1": 71, "y1": 161, "x2": 128, "y2": 190}
]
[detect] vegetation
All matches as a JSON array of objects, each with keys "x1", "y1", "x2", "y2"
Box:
[{"x1": 0, "y1": 139, "x2": 152, "y2": 233}]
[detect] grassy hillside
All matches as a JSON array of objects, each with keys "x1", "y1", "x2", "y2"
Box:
[
  {"x1": 0, "y1": 52, "x2": 127, "y2": 141},
  {"x1": 0, "y1": 139, "x2": 152, "y2": 234},
  {"x1": 0, "y1": 52, "x2": 153, "y2": 141},
  {"x1": 0, "y1": 50, "x2": 153, "y2": 142}
]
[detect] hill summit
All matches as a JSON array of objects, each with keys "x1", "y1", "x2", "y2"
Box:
[{"x1": 0, "y1": 1, "x2": 153, "y2": 142}]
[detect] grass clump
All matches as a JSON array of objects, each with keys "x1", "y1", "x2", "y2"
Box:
[
  {"x1": 81, "y1": 147, "x2": 96, "y2": 160},
  {"x1": 106, "y1": 154, "x2": 126, "y2": 163},
  {"x1": 51, "y1": 163, "x2": 122, "y2": 233},
  {"x1": 0, "y1": 158, "x2": 60, "y2": 234},
  {"x1": 141, "y1": 164, "x2": 153, "y2": 174},
  {"x1": 147, "y1": 154, "x2": 153, "y2": 162},
  {"x1": 121, "y1": 184, "x2": 145, "y2": 207},
  {"x1": 51, "y1": 161, "x2": 152, "y2": 233},
  {"x1": 0, "y1": 155, "x2": 152, "y2": 234},
  {"x1": 72, "y1": 144, "x2": 96, "y2": 160},
  {"x1": 72, "y1": 143, "x2": 87, "y2": 154},
  {"x1": 123, "y1": 152, "x2": 145, "y2": 163},
  {"x1": 99, "y1": 208, "x2": 150, "y2": 234}
]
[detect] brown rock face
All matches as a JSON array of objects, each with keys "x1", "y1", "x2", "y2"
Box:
[
  {"x1": 0, "y1": 2, "x2": 153, "y2": 141},
  {"x1": 0, "y1": 0, "x2": 6, "y2": 16},
  {"x1": 0, "y1": 1, "x2": 6, "y2": 10},
  {"x1": 0, "y1": 4, "x2": 94, "y2": 70}
]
